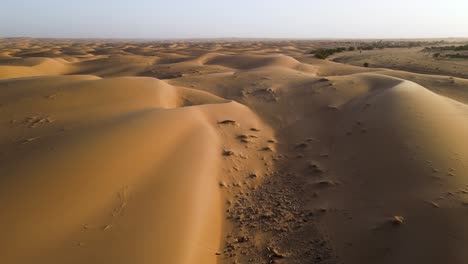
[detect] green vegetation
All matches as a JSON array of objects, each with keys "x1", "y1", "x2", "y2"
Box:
[
  {"x1": 308, "y1": 41, "x2": 457, "y2": 60},
  {"x1": 311, "y1": 47, "x2": 347, "y2": 59},
  {"x1": 424, "y1": 44, "x2": 468, "y2": 52},
  {"x1": 423, "y1": 44, "x2": 468, "y2": 59},
  {"x1": 363, "y1": 62, "x2": 369, "y2": 67},
  {"x1": 447, "y1": 53, "x2": 468, "y2": 59}
]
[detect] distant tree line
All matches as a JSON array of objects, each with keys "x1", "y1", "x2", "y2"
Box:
[
  {"x1": 423, "y1": 44, "x2": 468, "y2": 52},
  {"x1": 423, "y1": 44, "x2": 468, "y2": 59},
  {"x1": 309, "y1": 41, "x2": 443, "y2": 59}
]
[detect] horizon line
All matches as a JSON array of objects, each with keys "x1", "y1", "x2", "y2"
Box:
[{"x1": 2, "y1": 36, "x2": 468, "y2": 42}]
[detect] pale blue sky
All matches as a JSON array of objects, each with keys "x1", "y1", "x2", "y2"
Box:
[{"x1": 1, "y1": 0, "x2": 467, "y2": 39}]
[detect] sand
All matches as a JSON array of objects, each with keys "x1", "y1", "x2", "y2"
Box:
[{"x1": 1, "y1": 38, "x2": 468, "y2": 264}]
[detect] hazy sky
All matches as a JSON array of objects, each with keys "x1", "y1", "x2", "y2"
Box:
[{"x1": 1, "y1": 0, "x2": 468, "y2": 39}]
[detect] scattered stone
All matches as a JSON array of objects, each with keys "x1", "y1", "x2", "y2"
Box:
[
  {"x1": 327, "y1": 105, "x2": 340, "y2": 110},
  {"x1": 248, "y1": 173, "x2": 257, "y2": 179},
  {"x1": 317, "y1": 180, "x2": 335, "y2": 186},
  {"x1": 250, "y1": 128, "x2": 261, "y2": 132},
  {"x1": 223, "y1": 150, "x2": 235, "y2": 156},
  {"x1": 261, "y1": 146, "x2": 273, "y2": 152},
  {"x1": 237, "y1": 134, "x2": 248, "y2": 139},
  {"x1": 240, "y1": 138, "x2": 250, "y2": 143},
  {"x1": 391, "y1": 216, "x2": 404, "y2": 225},
  {"x1": 236, "y1": 236, "x2": 249, "y2": 243},
  {"x1": 296, "y1": 143, "x2": 308, "y2": 149},
  {"x1": 308, "y1": 162, "x2": 324, "y2": 173},
  {"x1": 319, "y1": 208, "x2": 328, "y2": 213},
  {"x1": 218, "y1": 120, "x2": 237, "y2": 125},
  {"x1": 24, "y1": 116, "x2": 54, "y2": 128},
  {"x1": 267, "y1": 246, "x2": 286, "y2": 261},
  {"x1": 19, "y1": 136, "x2": 41, "y2": 144}
]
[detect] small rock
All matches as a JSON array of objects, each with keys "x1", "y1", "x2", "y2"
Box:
[
  {"x1": 317, "y1": 180, "x2": 335, "y2": 186},
  {"x1": 236, "y1": 236, "x2": 248, "y2": 243},
  {"x1": 309, "y1": 162, "x2": 324, "y2": 173},
  {"x1": 218, "y1": 120, "x2": 237, "y2": 125},
  {"x1": 248, "y1": 173, "x2": 257, "y2": 179},
  {"x1": 267, "y1": 246, "x2": 286, "y2": 259},
  {"x1": 237, "y1": 134, "x2": 249, "y2": 139},
  {"x1": 261, "y1": 146, "x2": 273, "y2": 152},
  {"x1": 223, "y1": 150, "x2": 235, "y2": 156},
  {"x1": 391, "y1": 215, "x2": 404, "y2": 225},
  {"x1": 296, "y1": 143, "x2": 308, "y2": 149}
]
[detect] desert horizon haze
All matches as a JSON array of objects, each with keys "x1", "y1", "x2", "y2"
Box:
[
  {"x1": 1, "y1": 0, "x2": 468, "y2": 39},
  {"x1": 2, "y1": 1, "x2": 468, "y2": 264}
]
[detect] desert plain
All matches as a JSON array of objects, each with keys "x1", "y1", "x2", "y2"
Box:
[{"x1": 1, "y1": 38, "x2": 468, "y2": 264}]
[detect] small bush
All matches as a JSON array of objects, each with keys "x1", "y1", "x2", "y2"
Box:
[
  {"x1": 447, "y1": 53, "x2": 468, "y2": 59},
  {"x1": 348, "y1": 47, "x2": 356, "y2": 51},
  {"x1": 363, "y1": 62, "x2": 369, "y2": 67},
  {"x1": 454, "y1": 44, "x2": 468, "y2": 51},
  {"x1": 310, "y1": 47, "x2": 347, "y2": 59}
]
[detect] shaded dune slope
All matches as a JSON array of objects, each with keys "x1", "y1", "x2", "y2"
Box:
[{"x1": 321, "y1": 74, "x2": 468, "y2": 263}]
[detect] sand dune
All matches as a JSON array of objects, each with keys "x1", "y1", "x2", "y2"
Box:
[
  {"x1": 1, "y1": 39, "x2": 468, "y2": 264},
  {"x1": 202, "y1": 54, "x2": 317, "y2": 72},
  {"x1": 322, "y1": 75, "x2": 468, "y2": 263},
  {"x1": 0, "y1": 57, "x2": 69, "y2": 79},
  {"x1": 0, "y1": 75, "x2": 275, "y2": 264}
]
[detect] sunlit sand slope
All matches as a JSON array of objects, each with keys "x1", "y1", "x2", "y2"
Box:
[{"x1": 0, "y1": 76, "x2": 271, "y2": 264}]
